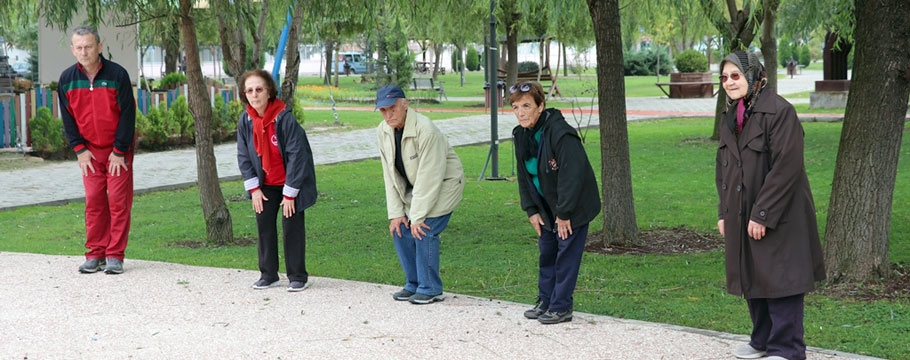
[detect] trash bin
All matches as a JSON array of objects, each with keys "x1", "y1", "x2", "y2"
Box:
[{"x1": 483, "y1": 81, "x2": 505, "y2": 109}]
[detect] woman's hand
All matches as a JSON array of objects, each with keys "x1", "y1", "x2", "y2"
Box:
[
  {"x1": 251, "y1": 189, "x2": 267, "y2": 214},
  {"x1": 528, "y1": 213, "x2": 544, "y2": 237},
  {"x1": 748, "y1": 220, "x2": 766, "y2": 240},
  {"x1": 717, "y1": 219, "x2": 725, "y2": 237},
  {"x1": 281, "y1": 197, "x2": 296, "y2": 218},
  {"x1": 555, "y1": 217, "x2": 573, "y2": 240}
]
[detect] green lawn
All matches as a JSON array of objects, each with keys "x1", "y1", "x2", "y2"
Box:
[{"x1": 1, "y1": 118, "x2": 907, "y2": 359}]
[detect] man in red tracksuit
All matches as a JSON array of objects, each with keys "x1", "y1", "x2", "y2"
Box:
[{"x1": 58, "y1": 25, "x2": 136, "y2": 275}]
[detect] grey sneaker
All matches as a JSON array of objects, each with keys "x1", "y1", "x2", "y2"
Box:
[
  {"x1": 409, "y1": 293, "x2": 445, "y2": 305},
  {"x1": 393, "y1": 289, "x2": 415, "y2": 301},
  {"x1": 251, "y1": 279, "x2": 280, "y2": 289},
  {"x1": 733, "y1": 344, "x2": 766, "y2": 359},
  {"x1": 103, "y1": 258, "x2": 123, "y2": 274},
  {"x1": 287, "y1": 280, "x2": 311, "y2": 292},
  {"x1": 538, "y1": 310, "x2": 573, "y2": 324},
  {"x1": 523, "y1": 298, "x2": 547, "y2": 319},
  {"x1": 78, "y1": 258, "x2": 104, "y2": 273}
]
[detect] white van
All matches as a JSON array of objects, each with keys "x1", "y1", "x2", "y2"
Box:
[{"x1": 332, "y1": 52, "x2": 369, "y2": 74}]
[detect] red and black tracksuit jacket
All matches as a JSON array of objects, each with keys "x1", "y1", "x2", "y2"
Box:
[{"x1": 58, "y1": 55, "x2": 136, "y2": 155}]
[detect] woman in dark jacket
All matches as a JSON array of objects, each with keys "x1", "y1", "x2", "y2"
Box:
[
  {"x1": 510, "y1": 81, "x2": 601, "y2": 325},
  {"x1": 716, "y1": 51, "x2": 825, "y2": 360},
  {"x1": 237, "y1": 69, "x2": 317, "y2": 292}
]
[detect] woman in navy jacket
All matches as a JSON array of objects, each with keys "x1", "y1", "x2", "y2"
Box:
[{"x1": 237, "y1": 70, "x2": 316, "y2": 292}]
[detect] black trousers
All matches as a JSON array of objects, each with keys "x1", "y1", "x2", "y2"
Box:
[
  {"x1": 255, "y1": 186, "x2": 308, "y2": 283},
  {"x1": 747, "y1": 293, "x2": 806, "y2": 360}
]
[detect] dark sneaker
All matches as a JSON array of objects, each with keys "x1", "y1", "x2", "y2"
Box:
[
  {"x1": 523, "y1": 298, "x2": 547, "y2": 319},
  {"x1": 251, "y1": 279, "x2": 280, "y2": 289},
  {"x1": 538, "y1": 310, "x2": 573, "y2": 324},
  {"x1": 393, "y1": 289, "x2": 415, "y2": 301},
  {"x1": 409, "y1": 293, "x2": 445, "y2": 305},
  {"x1": 78, "y1": 258, "x2": 104, "y2": 273},
  {"x1": 103, "y1": 258, "x2": 123, "y2": 274},
  {"x1": 287, "y1": 281, "x2": 311, "y2": 292}
]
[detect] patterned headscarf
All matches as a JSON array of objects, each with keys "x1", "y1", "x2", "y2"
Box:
[{"x1": 720, "y1": 51, "x2": 767, "y2": 131}]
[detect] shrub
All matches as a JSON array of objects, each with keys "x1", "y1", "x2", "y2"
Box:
[
  {"x1": 450, "y1": 51, "x2": 463, "y2": 72},
  {"x1": 518, "y1": 61, "x2": 540, "y2": 73},
  {"x1": 623, "y1": 48, "x2": 672, "y2": 76},
  {"x1": 675, "y1": 49, "x2": 709, "y2": 73},
  {"x1": 466, "y1": 47, "x2": 480, "y2": 71},
  {"x1": 158, "y1": 72, "x2": 187, "y2": 90},
  {"x1": 136, "y1": 105, "x2": 169, "y2": 150},
  {"x1": 28, "y1": 108, "x2": 69, "y2": 158},
  {"x1": 799, "y1": 46, "x2": 811, "y2": 67},
  {"x1": 167, "y1": 95, "x2": 194, "y2": 144}
]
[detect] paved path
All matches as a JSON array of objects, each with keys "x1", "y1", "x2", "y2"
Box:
[{"x1": 1, "y1": 70, "x2": 881, "y2": 359}]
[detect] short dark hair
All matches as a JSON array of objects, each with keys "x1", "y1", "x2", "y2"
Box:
[
  {"x1": 507, "y1": 81, "x2": 546, "y2": 107},
  {"x1": 71, "y1": 24, "x2": 101, "y2": 44},
  {"x1": 238, "y1": 69, "x2": 278, "y2": 106}
]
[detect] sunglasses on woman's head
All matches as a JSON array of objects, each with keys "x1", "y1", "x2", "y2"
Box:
[
  {"x1": 719, "y1": 72, "x2": 742, "y2": 83},
  {"x1": 509, "y1": 83, "x2": 531, "y2": 93}
]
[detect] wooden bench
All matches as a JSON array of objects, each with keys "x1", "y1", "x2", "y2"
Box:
[
  {"x1": 655, "y1": 81, "x2": 719, "y2": 98},
  {"x1": 497, "y1": 66, "x2": 563, "y2": 99},
  {"x1": 410, "y1": 77, "x2": 447, "y2": 101}
]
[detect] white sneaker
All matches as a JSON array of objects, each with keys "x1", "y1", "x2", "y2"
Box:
[
  {"x1": 764, "y1": 356, "x2": 788, "y2": 360},
  {"x1": 733, "y1": 344, "x2": 767, "y2": 359}
]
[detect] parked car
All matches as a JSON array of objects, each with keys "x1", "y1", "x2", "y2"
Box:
[
  {"x1": 331, "y1": 52, "x2": 369, "y2": 75},
  {"x1": 11, "y1": 62, "x2": 31, "y2": 78}
]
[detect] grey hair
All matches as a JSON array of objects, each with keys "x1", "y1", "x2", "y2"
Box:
[{"x1": 71, "y1": 24, "x2": 101, "y2": 44}]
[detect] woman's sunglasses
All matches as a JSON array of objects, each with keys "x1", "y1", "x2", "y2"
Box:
[
  {"x1": 719, "y1": 72, "x2": 742, "y2": 83},
  {"x1": 245, "y1": 87, "x2": 265, "y2": 95},
  {"x1": 509, "y1": 83, "x2": 531, "y2": 93}
]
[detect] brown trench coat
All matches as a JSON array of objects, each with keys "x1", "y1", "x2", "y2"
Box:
[{"x1": 716, "y1": 93, "x2": 826, "y2": 299}]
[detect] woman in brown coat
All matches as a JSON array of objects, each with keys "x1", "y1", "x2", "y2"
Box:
[{"x1": 715, "y1": 51, "x2": 826, "y2": 360}]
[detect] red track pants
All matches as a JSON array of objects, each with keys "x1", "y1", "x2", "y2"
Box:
[{"x1": 82, "y1": 145, "x2": 134, "y2": 261}]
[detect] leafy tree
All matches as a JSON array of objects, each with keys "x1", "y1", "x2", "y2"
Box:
[
  {"x1": 466, "y1": 46, "x2": 480, "y2": 71},
  {"x1": 586, "y1": 0, "x2": 639, "y2": 246},
  {"x1": 824, "y1": 0, "x2": 910, "y2": 283}
]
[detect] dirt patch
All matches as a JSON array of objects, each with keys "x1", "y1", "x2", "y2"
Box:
[
  {"x1": 170, "y1": 237, "x2": 256, "y2": 248},
  {"x1": 586, "y1": 226, "x2": 723, "y2": 255},
  {"x1": 586, "y1": 226, "x2": 908, "y2": 302}
]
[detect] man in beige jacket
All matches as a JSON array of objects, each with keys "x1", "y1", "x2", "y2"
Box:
[{"x1": 376, "y1": 85, "x2": 465, "y2": 305}]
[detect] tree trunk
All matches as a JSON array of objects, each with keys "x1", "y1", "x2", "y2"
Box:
[
  {"x1": 324, "y1": 39, "x2": 335, "y2": 85},
  {"x1": 163, "y1": 20, "x2": 180, "y2": 75},
  {"x1": 280, "y1": 3, "x2": 304, "y2": 105},
  {"x1": 587, "y1": 0, "x2": 640, "y2": 246},
  {"x1": 501, "y1": 0, "x2": 520, "y2": 87},
  {"x1": 216, "y1": 0, "x2": 245, "y2": 83},
  {"x1": 432, "y1": 43, "x2": 443, "y2": 81},
  {"x1": 179, "y1": 0, "x2": 234, "y2": 245},
  {"x1": 759, "y1": 0, "x2": 780, "y2": 94},
  {"x1": 823, "y1": 0, "x2": 910, "y2": 283}
]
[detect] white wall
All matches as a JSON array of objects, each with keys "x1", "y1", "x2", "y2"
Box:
[{"x1": 38, "y1": 14, "x2": 138, "y2": 85}]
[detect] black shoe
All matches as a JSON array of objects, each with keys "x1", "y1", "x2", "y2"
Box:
[
  {"x1": 393, "y1": 289, "x2": 415, "y2": 301},
  {"x1": 287, "y1": 281, "x2": 311, "y2": 292},
  {"x1": 409, "y1": 293, "x2": 445, "y2": 304},
  {"x1": 538, "y1": 310, "x2": 573, "y2": 324},
  {"x1": 523, "y1": 298, "x2": 547, "y2": 319},
  {"x1": 251, "y1": 279, "x2": 280, "y2": 289},
  {"x1": 78, "y1": 258, "x2": 105, "y2": 273}
]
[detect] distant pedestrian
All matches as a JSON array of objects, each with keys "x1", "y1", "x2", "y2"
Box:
[
  {"x1": 716, "y1": 50, "x2": 826, "y2": 360},
  {"x1": 59, "y1": 24, "x2": 136, "y2": 275},
  {"x1": 237, "y1": 69, "x2": 317, "y2": 292},
  {"x1": 376, "y1": 85, "x2": 465, "y2": 305},
  {"x1": 510, "y1": 81, "x2": 601, "y2": 325}
]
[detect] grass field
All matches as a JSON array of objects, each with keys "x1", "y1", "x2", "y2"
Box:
[{"x1": 1, "y1": 118, "x2": 907, "y2": 359}]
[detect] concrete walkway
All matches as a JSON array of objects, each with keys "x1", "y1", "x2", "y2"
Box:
[{"x1": 0, "y1": 70, "x2": 880, "y2": 359}]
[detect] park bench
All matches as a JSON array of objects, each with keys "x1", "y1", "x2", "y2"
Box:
[
  {"x1": 497, "y1": 66, "x2": 563, "y2": 99},
  {"x1": 410, "y1": 77, "x2": 447, "y2": 101},
  {"x1": 655, "y1": 81, "x2": 719, "y2": 98}
]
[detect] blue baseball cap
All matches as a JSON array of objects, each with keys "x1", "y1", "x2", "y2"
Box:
[{"x1": 375, "y1": 85, "x2": 406, "y2": 109}]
